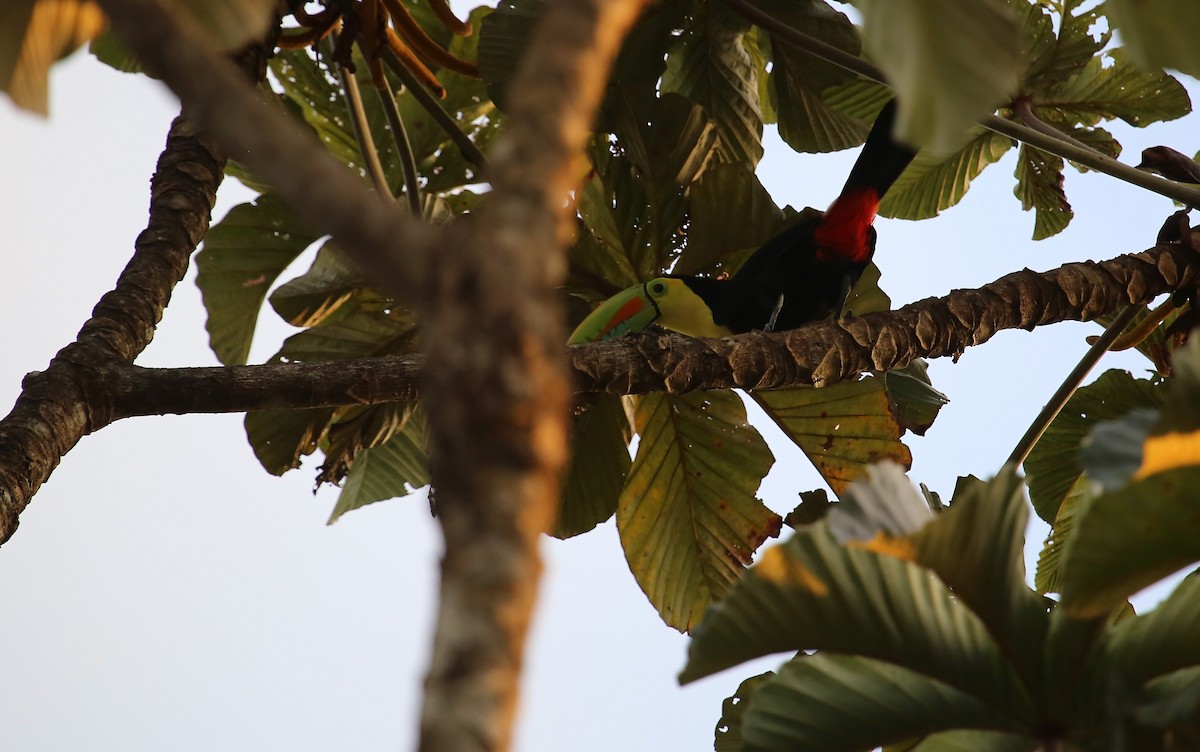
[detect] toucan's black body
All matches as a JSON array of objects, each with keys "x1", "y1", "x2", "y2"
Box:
[
  {"x1": 676, "y1": 100, "x2": 916, "y2": 334},
  {"x1": 568, "y1": 99, "x2": 919, "y2": 345}
]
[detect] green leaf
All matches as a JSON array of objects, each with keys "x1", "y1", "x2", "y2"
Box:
[
  {"x1": 195, "y1": 195, "x2": 321, "y2": 365},
  {"x1": 569, "y1": 172, "x2": 641, "y2": 294},
  {"x1": 1078, "y1": 408, "x2": 1158, "y2": 493},
  {"x1": 884, "y1": 361, "x2": 949, "y2": 437},
  {"x1": 1060, "y1": 467, "x2": 1200, "y2": 618},
  {"x1": 674, "y1": 162, "x2": 784, "y2": 277},
  {"x1": 556, "y1": 394, "x2": 631, "y2": 539},
  {"x1": 908, "y1": 468, "x2": 1051, "y2": 686},
  {"x1": 477, "y1": 0, "x2": 543, "y2": 109},
  {"x1": 1033, "y1": 476, "x2": 1090, "y2": 595},
  {"x1": 1044, "y1": 48, "x2": 1191, "y2": 128},
  {"x1": 1024, "y1": 0, "x2": 1108, "y2": 92},
  {"x1": 1105, "y1": 0, "x2": 1200, "y2": 80},
  {"x1": 1023, "y1": 370, "x2": 1164, "y2": 523},
  {"x1": 752, "y1": 375, "x2": 913, "y2": 497},
  {"x1": 176, "y1": 0, "x2": 276, "y2": 51},
  {"x1": 715, "y1": 672, "x2": 773, "y2": 752},
  {"x1": 619, "y1": 391, "x2": 780, "y2": 632},
  {"x1": 244, "y1": 408, "x2": 335, "y2": 475},
  {"x1": 1107, "y1": 571, "x2": 1200, "y2": 683},
  {"x1": 1137, "y1": 665, "x2": 1200, "y2": 731},
  {"x1": 856, "y1": 0, "x2": 1020, "y2": 153},
  {"x1": 1014, "y1": 144, "x2": 1072, "y2": 240},
  {"x1": 878, "y1": 129, "x2": 1013, "y2": 220},
  {"x1": 902, "y1": 729, "x2": 1040, "y2": 752},
  {"x1": 271, "y1": 309, "x2": 417, "y2": 363},
  {"x1": 328, "y1": 408, "x2": 429, "y2": 523},
  {"x1": 88, "y1": 28, "x2": 141, "y2": 73},
  {"x1": 662, "y1": 3, "x2": 763, "y2": 166},
  {"x1": 756, "y1": 0, "x2": 870, "y2": 153},
  {"x1": 741, "y1": 654, "x2": 1025, "y2": 752},
  {"x1": 681, "y1": 525, "x2": 1035, "y2": 720},
  {"x1": 269, "y1": 241, "x2": 368, "y2": 328}
]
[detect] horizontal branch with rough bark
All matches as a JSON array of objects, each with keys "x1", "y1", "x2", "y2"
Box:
[{"x1": 52, "y1": 241, "x2": 1198, "y2": 424}]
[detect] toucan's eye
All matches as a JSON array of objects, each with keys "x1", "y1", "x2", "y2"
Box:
[{"x1": 650, "y1": 281, "x2": 666, "y2": 296}]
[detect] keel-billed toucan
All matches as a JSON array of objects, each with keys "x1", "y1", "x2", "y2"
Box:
[{"x1": 569, "y1": 99, "x2": 917, "y2": 344}]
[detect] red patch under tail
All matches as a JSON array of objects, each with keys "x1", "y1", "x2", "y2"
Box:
[{"x1": 812, "y1": 187, "x2": 879, "y2": 263}]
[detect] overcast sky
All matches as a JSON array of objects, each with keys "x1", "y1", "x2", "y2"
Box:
[{"x1": 1, "y1": 18, "x2": 1197, "y2": 752}]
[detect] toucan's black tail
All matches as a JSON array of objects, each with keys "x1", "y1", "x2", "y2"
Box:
[{"x1": 839, "y1": 99, "x2": 917, "y2": 199}]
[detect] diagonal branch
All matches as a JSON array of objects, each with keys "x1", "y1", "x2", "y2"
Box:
[{"x1": 0, "y1": 39, "x2": 274, "y2": 545}]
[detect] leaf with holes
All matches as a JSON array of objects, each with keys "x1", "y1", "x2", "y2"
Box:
[{"x1": 752, "y1": 376, "x2": 913, "y2": 497}]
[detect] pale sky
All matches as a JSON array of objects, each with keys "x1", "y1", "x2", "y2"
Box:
[{"x1": 1, "y1": 22, "x2": 1197, "y2": 752}]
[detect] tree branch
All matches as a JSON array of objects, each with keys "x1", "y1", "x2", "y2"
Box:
[
  {"x1": 96, "y1": 0, "x2": 441, "y2": 298},
  {"x1": 0, "y1": 37, "x2": 280, "y2": 545},
  {"x1": 62, "y1": 241, "x2": 1200, "y2": 421}
]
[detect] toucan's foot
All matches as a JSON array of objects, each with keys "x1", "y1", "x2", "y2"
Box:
[{"x1": 765, "y1": 293, "x2": 785, "y2": 332}]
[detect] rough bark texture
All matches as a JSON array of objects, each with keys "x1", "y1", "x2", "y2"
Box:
[
  {"x1": 40, "y1": 240, "x2": 1200, "y2": 423},
  {"x1": 0, "y1": 121, "x2": 227, "y2": 544},
  {"x1": 415, "y1": 1, "x2": 649, "y2": 750},
  {"x1": 571, "y1": 243, "x2": 1200, "y2": 394}
]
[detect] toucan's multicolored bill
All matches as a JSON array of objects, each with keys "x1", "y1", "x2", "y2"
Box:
[{"x1": 568, "y1": 282, "x2": 662, "y2": 344}]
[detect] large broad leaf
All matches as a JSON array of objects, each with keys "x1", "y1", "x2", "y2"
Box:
[
  {"x1": 270, "y1": 309, "x2": 417, "y2": 363},
  {"x1": 1, "y1": 0, "x2": 104, "y2": 114},
  {"x1": 754, "y1": 0, "x2": 869, "y2": 154},
  {"x1": 878, "y1": 129, "x2": 1012, "y2": 220},
  {"x1": 244, "y1": 407, "x2": 335, "y2": 475},
  {"x1": 674, "y1": 162, "x2": 784, "y2": 277},
  {"x1": 269, "y1": 241, "x2": 369, "y2": 328},
  {"x1": 328, "y1": 408, "x2": 429, "y2": 523},
  {"x1": 715, "y1": 672, "x2": 774, "y2": 752},
  {"x1": 1045, "y1": 49, "x2": 1191, "y2": 129},
  {"x1": 908, "y1": 469, "x2": 1051, "y2": 688},
  {"x1": 1033, "y1": 475, "x2": 1090, "y2": 596},
  {"x1": 1104, "y1": 572, "x2": 1200, "y2": 684},
  {"x1": 681, "y1": 523, "x2": 1035, "y2": 719},
  {"x1": 1022, "y1": 0, "x2": 1108, "y2": 93},
  {"x1": 1014, "y1": 144, "x2": 1072, "y2": 240},
  {"x1": 195, "y1": 195, "x2": 321, "y2": 366},
  {"x1": 662, "y1": 2, "x2": 763, "y2": 167},
  {"x1": 618, "y1": 391, "x2": 779, "y2": 632},
  {"x1": 741, "y1": 654, "x2": 1026, "y2": 752},
  {"x1": 476, "y1": 0, "x2": 542, "y2": 109},
  {"x1": 605, "y1": 91, "x2": 719, "y2": 276},
  {"x1": 855, "y1": 0, "x2": 1020, "y2": 153},
  {"x1": 1105, "y1": 0, "x2": 1200, "y2": 80},
  {"x1": 752, "y1": 375, "x2": 914, "y2": 497},
  {"x1": 555, "y1": 394, "x2": 631, "y2": 539},
  {"x1": 900, "y1": 730, "x2": 1040, "y2": 752},
  {"x1": 1023, "y1": 370, "x2": 1165, "y2": 523},
  {"x1": 1059, "y1": 467, "x2": 1200, "y2": 618}
]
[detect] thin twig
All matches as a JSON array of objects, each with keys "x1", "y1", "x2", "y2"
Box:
[
  {"x1": 375, "y1": 80, "x2": 424, "y2": 214},
  {"x1": 337, "y1": 60, "x2": 393, "y2": 196},
  {"x1": 1007, "y1": 304, "x2": 1142, "y2": 468},
  {"x1": 1012, "y1": 96, "x2": 1094, "y2": 153},
  {"x1": 381, "y1": 45, "x2": 492, "y2": 173},
  {"x1": 719, "y1": 0, "x2": 1200, "y2": 208}
]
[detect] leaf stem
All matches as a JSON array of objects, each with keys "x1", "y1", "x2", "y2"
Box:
[
  {"x1": 380, "y1": 45, "x2": 492, "y2": 174},
  {"x1": 375, "y1": 79, "x2": 425, "y2": 215},
  {"x1": 719, "y1": 0, "x2": 1200, "y2": 208},
  {"x1": 336, "y1": 60, "x2": 393, "y2": 196},
  {"x1": 1006, "y1": 304, "x2": 1141, "y2": 468}
]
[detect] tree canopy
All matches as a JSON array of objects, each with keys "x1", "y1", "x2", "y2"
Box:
[{"x1": 4, "y1": 0, "x2": 1200, "y2": 750}]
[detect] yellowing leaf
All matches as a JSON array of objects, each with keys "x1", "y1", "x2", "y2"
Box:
[
  {"x1": 1136, "y1": 430, "x2": 1200, "y2": 480},
  {"x1": 2, "y1": 0, "x2": 106, "y2": 115}
]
